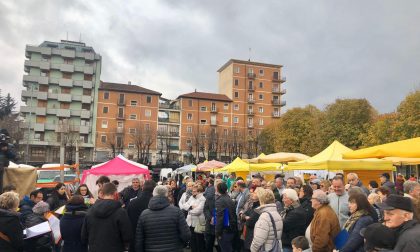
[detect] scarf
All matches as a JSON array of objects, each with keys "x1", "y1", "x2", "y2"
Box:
[
  {"x1": 343, "y1": 209, "x2": 368, "y2": 231},
  {"x1": 280, "y1": 200, "x2": 300, "y2": 219},
  {"x1": 185, "y1": 189, "x2": 193, "y2": 202}
]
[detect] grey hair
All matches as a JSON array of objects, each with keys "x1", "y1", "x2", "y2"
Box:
[
  {"x1": 313, "y1": 189, "x2": 329, "y2": 204},
  {"x1": 153, "y1": 185, "x2": 168, "y2": 197},
  {"x1": 32, "y1": 201, "x2": 50, "y2": 214},
  {"x1": 348, "y1": 186, "x2": 364, "y2": 196},
  {"x1": 403, "y1": 181, "x2": 420, "y2": 194},
  {"x1": 347, "y1": 173, "x2": 359, "y2": 179}
]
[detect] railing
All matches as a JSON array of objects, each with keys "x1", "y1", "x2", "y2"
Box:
[
  {"x1": 247, "y1": 110, "x2": 255, "y2": 116},
  {"x1": 158, "y1": 117, "x2": 169, "y2": 122},
  {"x1": 210, "y1": 120, "x2": 218, "y2": 126},
  {"x1": 247, "y1": 99, "x2": 255, "y2": 104},
  {"x1": 159, "y1": 103, "x2": 180, "y2": 110},
  {"x1": 280, "y1": 100, "x2": 286, "y2": 106},
  {"x1": 273, "y1": 76, "x2": 286, "y2": 82},
  {"x1": 116, "y1": 113, "x2": 125, "y2": 120},
  {"x1": 247, "y1": 73, "x2": 256, "y2": 79},
  {"x1": 169, "y1": 132, "x2": 180, "y2": 137},
  {"x1": 247, "y1": 123, "x2": 254, "y2": 128},
  {"x1": 272, "y1": 100, "x2": 281, "y2": 105},
  {"x1": 280, "y1": 89, "x2": 286, "y2": 94},
  {"x1": 117, "y1": 100, "x2": 125, "y2": 106},
  {"x1": 210, "y1": 108, "x2": 218, "y2": 113},
  {"x1": 248, "y1": 86, "x2": 255, "y2": 91},
  {"x1": 272, "y1": 112, "x2": 280, "y2": 118}
]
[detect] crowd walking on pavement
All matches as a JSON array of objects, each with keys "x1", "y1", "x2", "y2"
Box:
[{"x1": 1, "y1": 171, "x2": 420, "y2": 252}]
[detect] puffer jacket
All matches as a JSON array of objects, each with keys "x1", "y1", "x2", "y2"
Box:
[
  {"x1": 250, "y1": 203, "x2": 283, "y2": 252},
  {"x1": 136, "y1": 196, "x2": 191, "y2": 252},
  {"x1": 183, "y1": 193, "x2": 206, "y2": 227},
  {"x1": 60, "y1": 203, "x2": 88, "y2": 252}
]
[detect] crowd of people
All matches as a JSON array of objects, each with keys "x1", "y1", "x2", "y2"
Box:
[{"x1": 0, "y1": 171, "x2": 420, "y2": 252}]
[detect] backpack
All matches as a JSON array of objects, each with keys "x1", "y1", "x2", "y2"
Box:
[{"x1": 259, "y1": 212, "x2": 281, "y2": 252}]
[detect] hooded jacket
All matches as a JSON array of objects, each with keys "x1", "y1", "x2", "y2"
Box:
[
  {"x1": 18, "y1": 196, "x2": 35, "y2": 223},
  {"x1": 136, "y1": 196, "x2": 191, "y2": 252},
  {"x1": 250, "y1": 203, "x2": 283, "y2": 252},
  {"x1": 0, "y1": 209, "x2": 24, "y2": 252},
  {"x1": 281, "y1": 204, "x2": 307, "y2": 248},
  {"x1": 81, "y1": 199, "x2": 132, "y2": 252},
  {"x1": 60, "y1": 203, "x2": 88, "y2": 252}
]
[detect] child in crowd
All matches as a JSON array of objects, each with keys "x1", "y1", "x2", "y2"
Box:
[{"x1": 292, "y1": 236, "x2": 311, "y2": 252}]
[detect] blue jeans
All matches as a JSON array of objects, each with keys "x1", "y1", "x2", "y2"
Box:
[
  {"x1": 218, "y1": 232, "x2": 234, "y2": 252},
  {"x1": 283, "y1": 247, "x2": 293, "y2": 252}
]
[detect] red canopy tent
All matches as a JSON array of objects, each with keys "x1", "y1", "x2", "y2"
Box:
[{"x1": 81, "y1": 155, "x2": 150, "y2": 196}]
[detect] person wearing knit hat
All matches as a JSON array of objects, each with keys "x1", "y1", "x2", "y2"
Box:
[
  {"x1": 280, "y1": 189, "x2": 307, "y2": 252},
  {"x1": 23, "y1": 201, "x2": 53, "y2": 251},
  {"x1": 32, "y1": 201, "x2": 50, "y2": 215}
]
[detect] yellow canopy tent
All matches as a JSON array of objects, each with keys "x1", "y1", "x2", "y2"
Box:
[
  {"x1": 288, "y1": 140, "x2": 395, "y2": 186},
  {"x1": 249, "y1": 163, "x2": 286, "y2": 172},
  {"x1": 342, "y1": 137, "x2": 420, "y2": 159},
  {"x1": 259, "y1": 152, "x2": 309, "y2": 163},
  {"x1": 382, "y1": 157, "x2": 420, "y2": 166},
  {"x1": 288, "y1": 140, "x2": 394, "y2": 171},
  {"x1": 218, "y1": 157, "x2": 249, "y2": 178}
]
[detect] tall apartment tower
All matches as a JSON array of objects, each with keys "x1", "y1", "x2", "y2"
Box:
[
  {"x1": 217, "y1": 59, "x2": 286, "y2": 140},
  {"x1": 20, "y1": 40, "x2": 101, "y2": 164}
]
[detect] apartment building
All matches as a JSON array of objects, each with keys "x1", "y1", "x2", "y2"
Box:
[
  {"x1": 218, "y1": 59, "x2": 286, "y2": 137},
  {"x1": 177, "y1": 91, "x2": 234, "y2": 162},
  {"x1": 20, "y1": 40, "x2": 101, "y2": 164},
  {"x1": 95, "y1": 82, "x2": 161, "y2": 163}
]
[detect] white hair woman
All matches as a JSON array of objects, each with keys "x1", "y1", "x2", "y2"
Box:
[{"x1": 0, "y1": 191, "x2": 24, "y2": 251}]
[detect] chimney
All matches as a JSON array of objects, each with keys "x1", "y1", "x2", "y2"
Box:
[
  {"x1": 128, "y1": 81, "x2": 131, "y2": 85},
  {"x1": 194, "y1": 89, "x2": 197, "y2": 92}
]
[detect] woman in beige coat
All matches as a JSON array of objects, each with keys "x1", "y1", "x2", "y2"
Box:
[{"x1": 250, "y1": 189, "x2": 283, "y2": 252}]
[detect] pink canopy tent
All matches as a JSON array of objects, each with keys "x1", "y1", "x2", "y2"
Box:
[
  {"x1": 197, "y1": 160, "x2": 226, "y2": 172},
  {"x1": 81, "y1": 155, "x2": 150, "y2": 196}
]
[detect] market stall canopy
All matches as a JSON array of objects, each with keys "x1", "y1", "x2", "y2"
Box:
[
  {"x1": 175, "y1": 164, "x2": 197, "y2": 174},
  {"x1": 8, "y1": 162, "x2": 35, "y2": 168},
  {"x1": 197, "y1": 160, "x2": 226, "y2": 172},
  {"x1": 219, "y1": 157, "x2": 249, "y2": 173},
  {"x1": 81, "y1": 155, "x2": 150, "y2": 195},
  {"x1": 92, "y1": 155, "x2": 148, "y2": 169},
  {"x1": 343, "y1": 137, "x2": 420, "y2": 159},
  {"x1": 258, "y1": 152, "x2": 309, "y2": 163},
  {"x1": 249, "y1": 163, "x2": 286, "y2": 173},
  {"x1": 382, "y1": 157, "x2": 420, "y2": 166},
  {"x1": 288, "y1": 140, "x2": 394, "y2": 171},
  {"x1": 244, "y1": 153, "x2": 266, "y2": 163}
]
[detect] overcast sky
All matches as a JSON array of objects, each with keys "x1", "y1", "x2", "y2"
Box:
[{"x1": 1, "y1": 0, "x2": 419, "y2": 113}]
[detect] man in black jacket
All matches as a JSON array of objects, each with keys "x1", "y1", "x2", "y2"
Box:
[
  {"x1": 136, "y1": 185, "x2": 191, "y2": 252},
  {"x1": 82, "y1": 182, "x2": 133, "y2": 252},
  {"x1": 215, "y1": 181, "x2": 237, "y2": 252},
  {"x1": 203, "y1": 178, "x2": 221, "y2": 252},
  {"x1": 127, "y1": 180, "x2": 156, "y2": 252},
  {"x1": 119, "y1": 177, "x2": 142, "y2": 208},
  {"x1": 19, "y1": 189, "x2": 43, "y2": 223},
  {"x1": 280, "y1": 189, "x2": 307, "y2": 252}
]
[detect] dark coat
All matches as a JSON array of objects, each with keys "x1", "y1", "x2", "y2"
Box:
[
  {"x1": 393, "y1": 220, "x2": 420, "y2": 252},
  {"x1": 81, "y1": 199, "x2": 133, "y2": 252},
  {"x1": 281, "y1": 205, "x2": 307, "y2": 248},
  {"x1": 0, "y1": 209, "x2": 24, "y2": 252},
  {"x1": 243, "y1": 201, "x2": 260, "y2": 250},
  {"x1": 382, "y1": 180, "x2": 397, "y2": 195},
  {"x1": 203, "y1": 186, "x2": 216, "y2": 235},
  {"x1": 215, "y1": 193, "x2": 237, "y2": 237},
  {"x1": 340, "y1": 215, "x2": 374, "y2": 252},
  {"x1": 60, "y1": 203, "x2": 88, "y2": 252},
  {"x1": 46, "y1": 191, "x2": 67, "y2": 211},
  {"x1": 136, "y1": 196, "x2": 190, "y2": 252},
  {"x1": 23, "y1": 213, "x2": 54, "y2": 252},
  {"x1": 119, "y1": 186, "x2": 141, "y2": 208},
  {"x1": 18, "y1": 196, "x2": 35, "y2": 223},
  {"x1": 299, "y1": 196, "x2": 314, "y2": 227},
  {"x1": 127, "y1": 191, "x2": 153, "y2": 252}
]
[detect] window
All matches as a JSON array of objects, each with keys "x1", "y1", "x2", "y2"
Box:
[
  {"x1": 248, "y1": 81, "x2": 253, "y2": 89},
  {"x1": 118, "y1": 107, "x2": 124, "y2": 118},
  {"x1": 104, "y1": 92, "x2": 109, "y2": 100},
  {"x1": 224, "y1": 103, "x2": 229, "y2": 110},
  {"x1": 116, "y1": 136, "x2": 123, "y2": 147},
  {"x1": 60, "y1": 103, "x2": 70, "y2": 109},
  {"x1": 224, "y1": 129, "x2": 228, "y2": 136},
  {"x1": 118, "y1": 94, "x2": 125, "y2": 104},
  {"x1": 234, "y1": 92, "x2": 239, "y2": 98},
  {"x1": 62, "y1": 72, "x2": 72, "y2": 79},
  {"x1": 80, "y1": 135, "x2": 88, "y2": 143},
  {"x1": 103, "y1": 106, "x2": 108, "y2": 113},
  {"x1": 130, "y1": 100, "x2": 137, "y2": 106},
  {"x1": 101, "y1": 135, "x2": 107, "y2": 143},
  {"x1": 200, "y1": 119, "x2": 207, "y2": 125},
  {"x1": 211, "y1": 103, "x2": 216, "y2": 111},
  {"x1": 145, "y1": 109, "x2": 151, "y2": 117},
  {"x1": 145, "y1": 124, "x2": 150, "y2": 131},
  {"x1": 186, "y1": 139, "x2": 192, "y2": 145},
  {"x1": 187, "y1": 113, "x2": 192, "y2": 120},
  {"x1": 101, "y1": 120, "x2": 108, "y2": 128},
  {"x1": 234, "y1": 104, "x2": 239, "y2": 111},
  {"x1": 259, "y1": 107, "x2": 264, "y2": 113},
  {"x1": 129, "y1": 128, "x2": 136, "y2": 134},
  {"x1": 61, "y1": 87, "x2": 71, "y2": 94},
  {"x1": 248, "y1": 68, "x2": 254, "y2": 74},
  {"x1": 259, "y1": 82, "x2": 263, "y2": 88},
  {"x1": 84, "y1": 74, "x2": 92, "y2": 81},
  {"x1": 200, "y1": 133, "x2": 206, "y2": 138},
  {"x1": 129, "y1": 114, "x2": 137, "y2": 120},
  {"x1": 128, "y1": 143, "x2": 135, "y2": 149},
  {"x1": 233, "y1": 117, "x2": 239, "y2": 124},
  {"x1": 188, "y1": 99, "x2": 193, "y2": 107},
  {"x1": 187, "y1": 126, "x2": 192, "y2": 133},
  {"x1": 259, "y1": 118, "x2": 264, "y2": 126},
  {"x1": 146, "y1": 96, "x2": 152, "y2": 103},
  {"x1": 117, "y1": 121, "x2": 124, "y2": 128},
  {"x1": 31, "y1": 147, "x2": 46, "y2": 157},
  {"x1": 40, "y1": 71, "x2": 47, "y2": 77},
  {"x1": 83, "y1": 89, "x2": 91, "y2": 96},
  {"x1": 235, "y1": 66, "x2": 240, "y2": 73},
  {"x1": 259, "y1": 94, "x2": 264, "y2": 100},
  {"x1": 223, "y1": 116, "x2": 229, "y2": 123},
  {"x1": 273, "y1": 71, "x2": 279, "y2": 80},
  {"x1": 200, "y1": 106, "x2": 207, "y2": 112},
  {"x1": 234, "y1": 79, "x2": 239, "y2": 86},
  {"x1": 259, "y1": 69, "x2": 264, "y2": 75}
]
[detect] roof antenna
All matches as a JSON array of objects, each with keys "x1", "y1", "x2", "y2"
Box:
[{"x1": 248, "y1": 48, "x2": 252, "y2": 61}]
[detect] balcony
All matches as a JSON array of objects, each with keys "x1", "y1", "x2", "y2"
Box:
[
  {"x1": 117, "y1": 100, "x2": 126, "y2": 106},
  {"x1": 84, "y1": 66, "x2": 94, "y2": 75},
  {"x1": 280, "y1": 100, "x2": 286, "y2": 106},
  {"x1": 247, "y1": 73, "x2": 256, "y2": 79},
  {"x1": 158, "y1": 117, "x2": 169, "y2": 123},
  {"x1": 273, "y1": 76, "x2": 286, "y2": 83},
  {"x1": 58, "y1": 94, "x2": 72, "y2": 102},
  {"x1": 34, "y1": 123, "x2": 45, "y2": 132},
  {"x1": 58, "y1": 78, "x2": 73, "y2": 87},
  {"x1": 20, "y1": 106, "x2": 36, "y2": 114},
  {"x1": 248, "y1": 86, "x2": 255, "y2": 92},
  {"x1": 61, "y1": 49, "x2": 75, "y2": 58},
  {"x1": 210, "y1": 108, "x2": 218, "y2": 113},
  {"x1": 159, "y1": 103, "x2": 180, "y2": 110},
  {"x1": 80, "y1": 125, "x2": 90, "y2": 134},
  {"x1": 70, "y1": 110, "x2": 82, "y2": 117},
  {"x1": 247, "y1": 110, "x2": 255, "y2": 116},
  {"x1": 44, "y1": 124, "x2": 56, "y2": 131},
  {"x1": 280, "y1": 89, "x2": 286, "y2": 95},
  {"x1": 247, "y1": 123, "x2": 254, "y2": 128},
  {"x1": 272, "y1": 99, "x2": 281, "y2": 105},
  {"x1": 35, "y1": 107, "x2": 47, "y2": 116},
  {"x1": 210, "y1": 120, "x2": 218, "y2": 126},
  {"x1": 80, "y1": 110, "x2": 91, "y2": 119},
  {"x1": 82, "y1": 96, "x2": 92, "y2": 104},
  {"x1": 37, "y1": 92, "x2": 48, "y2": 100},
  {"x1": 40, "y1": 61, "x2": 50, "y2": 70},
  {"x1": 117, "y1": 128, "x2": 124, "y2": 134},
  {"x1": 56, "y1": 109, "x2": 70, "y2": 118},
  {"x1": 116, "y1": 113, "x2": 125, "y2": 120},
  {"x1": 169, "y1": 132, "x2": 180, "y2": 137},
  {"x1": 60, "y1": 64, "x2": 74, "y2": 73},
  {"x1": 272, "y1": 112, "x2": 280, "y2": 118},
  {"x1": 272, "y1": 87, "x2": 281, "y2": 93},
  {"x1": 247, "y1": 98, "x2": 255, "y2": 104},
  {"x1": 169, "y1": 145, "x2": 180, "y2": 150}
]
